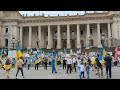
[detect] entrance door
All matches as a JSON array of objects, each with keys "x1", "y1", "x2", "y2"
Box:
[
  {"x1": 71, "y1": 40, "x2": 75, "y2": 48},
  {"x1": 63, "y1": 40, "x2": 67, "y2": 48}
]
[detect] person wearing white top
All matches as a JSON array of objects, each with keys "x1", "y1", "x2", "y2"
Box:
[
  {"x1": 77, "y1": 57, "x2": 81, "y2": 77},
  {"x1": 66, "y1": 56, "x2": 72, "y2": 74},
  {"x1": 79, "y1": 62, "x2": 85, "y2": 79},
  {"x1": 73, "y1": 57, "x2": 76, "y2": 72}
]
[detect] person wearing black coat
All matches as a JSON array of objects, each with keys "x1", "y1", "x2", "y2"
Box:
[{"x1": 104, "y1": 53, "x2": 112, "y2": 79}]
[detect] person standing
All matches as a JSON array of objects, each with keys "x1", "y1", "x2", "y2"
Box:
[
  {"x1": 77, "y1": 57, "x2": 81, "y2": 78},
  {"x1": 26, "y1": 57, "x2": 30, "y2": 70},
  {"x1": 15, "y1": 57, "x2": 25, "y2": 79},
  {"x1": 79, "y1": 62, "x2": 85, "y2": 79},
  {"x1": 57, "y1": 56, "x2": 61, "y2": 70},
  {"x1": 95, "y1": 54, "x2": 103, "y2": 78},
  {"x1": 104, "y1": 53, "x2": 112, "y2": 79},
  {"x1": 86, "y1": 62, "x2": 90, "y2": 79},
  {"x1": 4, "y1": 58, "x2": 12, "y2": 79},
  {"x1": 51, "y1": 55, "x2": 57, "y2": 73},
  {"x1": 66, "y1": 56, "x2": 72, "y2": 74},
  {"x1": 63, "y1": 57, "x2": 67, "y2": 70},
  {"x1": 44, "y1": 57, "x2": 48, "y2": 70},
  {"x1": 72, "y1": 56, "x2": 76, "y2": 72}
]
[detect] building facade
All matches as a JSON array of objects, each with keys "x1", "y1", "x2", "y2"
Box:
[{"x1": 0, "y1": 11, "x2": 120, "y2": 50}]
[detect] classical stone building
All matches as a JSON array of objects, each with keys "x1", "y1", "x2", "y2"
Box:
[{"x1": 0, "y1": 11, "x2": 120, "y2": 50}]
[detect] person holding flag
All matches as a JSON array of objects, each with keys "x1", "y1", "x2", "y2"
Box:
[
  {"x1": 4, "y1": 58, "x2": 13, "y2": 79},
  {"x1": 34, "y1": 56, "x2": 40, "y2": 70}
]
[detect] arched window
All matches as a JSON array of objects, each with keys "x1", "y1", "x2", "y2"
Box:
[{"x1": 5, "y1": 39, "x2": 8, "y2": 47}]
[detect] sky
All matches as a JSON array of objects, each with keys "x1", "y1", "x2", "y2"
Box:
[{"x1": 19, "y1": 11, "x2": 105, "y2": 16}]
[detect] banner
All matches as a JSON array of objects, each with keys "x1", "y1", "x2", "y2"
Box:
[{"x1": 8, "y1": 50, "x2": 16, "y2": 58}]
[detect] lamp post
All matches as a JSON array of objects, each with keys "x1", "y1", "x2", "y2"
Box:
[{"x1": 11, "y1": 36, "x2": 16, "y2": 50}]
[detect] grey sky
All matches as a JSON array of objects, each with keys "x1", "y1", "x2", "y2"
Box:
[{"x1": 19, "y1": 11, "x2": 104, "y2": 16}]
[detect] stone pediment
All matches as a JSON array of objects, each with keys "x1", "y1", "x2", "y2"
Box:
[{"x1": 2, "y1": 11, "x2": 23, "y2": 20}]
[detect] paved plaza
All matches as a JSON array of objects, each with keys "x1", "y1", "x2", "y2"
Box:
[{"x1": 0, "y1": 66, "x2": 120, "y2": 79}]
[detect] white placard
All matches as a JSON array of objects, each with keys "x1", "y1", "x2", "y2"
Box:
[
  {"x1": 8, "y1": 50, "x2": 16, "y2": 58},
  {"x1": 24, "y1": 54, "x2": 30, "y2": 57},
  {"x1": 33, "y1": 51, "x2": 37, "y2": 54},
  {"x1": 107, "y1": 52, "x2": 112, "y2": 55},
  {"x1": 118, "y1": 51, "x2": 120, "y2": 55}
]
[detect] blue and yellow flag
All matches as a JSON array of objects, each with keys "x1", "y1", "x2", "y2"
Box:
[
  {"x1": 3, "y1": 49, "x2": 7, "y2": 55},
  {"x1": 35, "y1": 51, "x2": 41, "y2": 58},
  {"x1": 98, "y1": 44, "x2": 106, "y2": 64},
  {"x1": 29, "y1": 48, "x2": 33, "y2": 54},
  {"x1": 0, "y1": 49, "x2": 2, "y2": 58},
  {"x1": 54, "y1": 58, "x2": 58, "y2": 72},
  {"x1": 34, "y1": 58, "x2": 40, "y2": 64},
  {"x1": 16, "y1": 44, "x2": 23, "y2": 61}
]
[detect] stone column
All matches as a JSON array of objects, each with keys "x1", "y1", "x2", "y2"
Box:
[
  {"x1": 0, "y1": 25, "x2": 2, "y2": 47},
  {"x1": 47, "y1": 25, "x2": 51, "y2": 49},
  {"x1": 108, "y1": 23, "x2": 111, "y2": 47},
  {"x1": 57, "y1": 25, "x2": 61, "y2": 49},
  {"x1": 67, "y1": 24, "x2": 71, "y2": 49},
  {"x1": 97, "y1": 23, "x2": 102, "y2": 48},
  {"x1": 77, "y1": 24, "x2": 81, "y2": 49},
  {"x1": 86, "y1": 24, "x2": 90, "y2": 47},
  {"x1": 1, "y1": 26, "x2": 4, "y2": 47},
  {"x1": 20, "y1": 26, "x2": 23, "y2": 48},
  {"x1": 38, "y1": 26, "x2": 41, "y2": 48},
  {"x1": 28, "y1": 26, "x2": 32, "y2": 49}
]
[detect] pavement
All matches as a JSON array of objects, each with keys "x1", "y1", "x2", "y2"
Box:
[{"x1": 0, "y1": 66, "x2": 120, "y2": 79}]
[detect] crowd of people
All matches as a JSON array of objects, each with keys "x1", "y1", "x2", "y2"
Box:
[{"x1": 0, "y1": 51, "x2": 119, "y2": 79}]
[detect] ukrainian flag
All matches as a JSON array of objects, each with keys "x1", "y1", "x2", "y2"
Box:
[
  {"x1": 29, "y1": 48, "x2": 33, "y2": 54},
  {"x1": 3, "y1": 49, "x2": 7, "y2": 55},
  {"x1": 16, "y1": 44, "x2": 23, "y2": 62},
  {"x1": 4, "y1": 64, "x2": 12, "y2": 71},
  {"x1": 54, "y1": 58, "x2": 58, "y2": 72},
  {"x1": 34, "y1": 58, "x2": 40, "y2": 64},
  {"x1": 35, "y1": 51, "x2": 41, "y2": 58},
  {"x1": 98, "y1": 44, "x2": 106, "y2": 64}
]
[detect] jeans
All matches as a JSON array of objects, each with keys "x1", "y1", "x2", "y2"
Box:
[
  {"x1": 106, "y1": 65, "x2": 111, "y2": 78},
  {"x1": 86, "y1": 69, "x2": 90, "y2": 78},
  {"x1": 67, "y1": 64, "x2": 71, "y2": 74},
  {"x1": 80, "y1": 71, "x2": 84, "y2": 79},
  {"x1": 78, "y1": 67, "x2": 81, "y2": 77},
  {"x1": 16, "y1": 68, "x2": 24, "y2": 77},
  {"x1": 58, "y1": 65, "x2": 60, "y2": 70}
]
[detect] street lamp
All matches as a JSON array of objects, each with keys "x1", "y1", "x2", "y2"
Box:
[
  {"x1": 88, "y1": 37, "x2": 91, "y2": 46},
  {"x1": 11, "y1": 36, "x2": 16, "y2": 50},
  {"x1": 110, "y1": 36, "x2": 113, "y2": 46}
]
